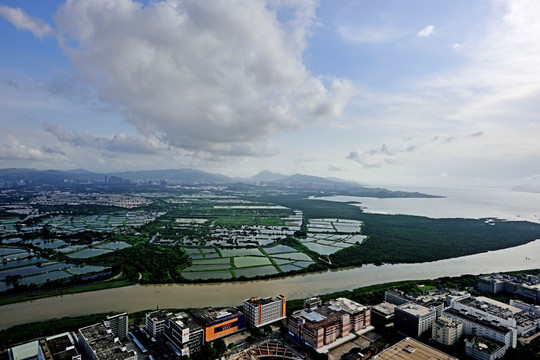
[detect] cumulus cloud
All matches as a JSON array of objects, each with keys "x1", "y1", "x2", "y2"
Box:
[
  {"x1": 53, "y1": 0, "x2": 354, "y2": 156},
  {"x1": 0, "y1": 136, "x2": 65, "y2": 161},
  {"x1": 43, "y1": 122, "x2": 169, "y2": 155},
  {"x1": 417, "y1": 25, "x2": 434, "y2": 37},
  {"x1": 0, "y1": 6, "x2": 53, "y2": 39}
]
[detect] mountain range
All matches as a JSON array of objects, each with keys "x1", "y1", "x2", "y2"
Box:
[{"x1": 0, "y1": 168, "x2": 438, "y2": 198}]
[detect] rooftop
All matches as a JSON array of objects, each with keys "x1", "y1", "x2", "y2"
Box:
[
  {"x1": 396, "y1": 303, "x2": 434, "y2": 317},
  {"x1": 443, "y1": 308, "x2": 511, "y2": 334},
  {"x1": 291, "y1": 304, "x2": 346, "y2": 329},
  {"x1": 372, "y1": 302, "x2": 397, "y2": 317},
  {"x1": 374, "y1": 337, "x2": 458, "y2": 360},
  {"x1": 79, "y1": 323, "x2": 136, "y2": 360},
  {"x1": 328, "y1": 298, "x2": 368, "y2": 314},
  {"x1": 191, "y1": 307, "x2": 243, "y2": 326},
  {"x1": 245, "y1": 295, "x2": 284, "y2": 307}
]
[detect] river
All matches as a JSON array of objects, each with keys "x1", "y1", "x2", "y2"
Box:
[{"x1": 1, "y1": 239, "x2": 539, "y2": 330}]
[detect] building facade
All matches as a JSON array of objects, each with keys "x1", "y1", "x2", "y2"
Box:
[
  {"x1": 191, "y1": 307, "x2": 245, "y2": 342},
  {"x1": 163, "y1": 313, "x2": 204, "y2": 356},
  {"x1": 104, "y1": 313, "x2": 129, "y2": 341},
  {"x1": 442, "y1": 308, "x2": 516, "y2": 350},
  {"x1": 288, "y1": 306, "x2": 351, "y2": 351},
  {"x1": 328, "y1": 298, "x2": 371, "y2": 333},
  {"x1": 244, "y1": 295, "x2": 286, "y2": 328},
  {"x1": 394, "y1": 303, "x2": 436, "y2": 338},
  {"x1": 431, "y1": 316, "x2": 463, "y2": 346}
]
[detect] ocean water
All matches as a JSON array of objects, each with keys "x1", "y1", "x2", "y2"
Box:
[{"x1": 315, "y1": 187, "x2": 540, "y2": 224}]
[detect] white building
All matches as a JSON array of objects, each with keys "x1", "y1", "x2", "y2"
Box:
[
  {"x1": 431, "y1": 316, "x2": 463, "y2": 346},
  {"x1": 442, "y1": 308, "x2": 516, "y2": 350}
]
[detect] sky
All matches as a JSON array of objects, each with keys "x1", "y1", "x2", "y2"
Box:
[{"x1": 0, "y1": 0, "x2": 539, "y2": 189}]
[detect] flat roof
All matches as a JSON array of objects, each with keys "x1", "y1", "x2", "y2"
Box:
[
  {"x1": 396, "y1": 303, "x2": 433, "y2": 317},
  {"x1": 79, "y1": 323, "x2": 136, "y2": 360},
  {"x1": 374, "y1": 337, "x2": 458, "y2": 360},
  {"x1": 372, "y1": 302, "x2": 397, "y2": 316},
  {"x1": 328, "y1": 298, "x2": 368, "y2": 314},
  {"x1": 245, "y1": 295, "x2": 284, "y2": 307},
  {"x1": 192, "y1": 307, "x2": 243, "y2": 327},
  {"x1": 9, "y1": 341, "x2": 38, "y2": 360},
  {"x1": 443, "y1": 308, "x2": 511, "y2": 334}
]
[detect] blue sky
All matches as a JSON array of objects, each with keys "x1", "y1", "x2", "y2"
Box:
[{"x1": 0, "y1": 0, "x2": 539, "y2": 189}]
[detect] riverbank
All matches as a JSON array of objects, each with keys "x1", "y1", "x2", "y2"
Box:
[{"x1": 1, "y1": 239, "x2": 539, "y2": 331}]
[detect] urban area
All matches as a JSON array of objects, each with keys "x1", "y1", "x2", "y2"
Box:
[{"x1": 5, "y1": 272, "x2": 540, "y2": 360}]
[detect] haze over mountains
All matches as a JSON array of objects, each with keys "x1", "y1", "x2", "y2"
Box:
[{"x1": 0, "y1": 168, "x2": 437, "y2": 198}]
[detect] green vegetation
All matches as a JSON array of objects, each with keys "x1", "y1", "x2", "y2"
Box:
[
  {"x1": 253, "y1": 195, "x2": 540, "y2": 267},
  {"x1": 3, "y1": 186, "x2": 540, "y2": 300}
]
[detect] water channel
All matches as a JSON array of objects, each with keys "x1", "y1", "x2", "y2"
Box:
[{"x1": 1, "y1": 239, "x2": 539, "y2": 330}]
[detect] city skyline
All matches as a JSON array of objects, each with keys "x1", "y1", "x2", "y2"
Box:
[{"x1": 1, "y1": 0, "x2": 539, "y2": 188}]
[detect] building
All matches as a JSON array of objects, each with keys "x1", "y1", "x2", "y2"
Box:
[
  {"x1": 287, "y1": 303, "x2": 355, "y2": 352},
  {"x1": 431, "y1": 316, "x2": 463, "y2": 346},
  {"x1": 394, "y1": 303, "x2": 436, "y2": 338},
  {"x1": 328, "y1": 298, "x2": 371, "y2": 333},
  {"x1": 451, "y1": 296, "x2": 520, "y2": 330},
  {"x1": 442, "y1": 308, "x2": 516, "y2": 350},
  {"x1": 191, "y1": 307, "x2": 245, "y2": 342},
  {"x1": 304, "y1": 296, "x2": 322, "y2": 309},
  {"x1": 104, "y1": 313, "x2": 129, "y2": 341},
  {"x1": 478, "y1": 273, "x2": 540, "y2": 304},
  {"x1": 384, "y1": 290, "x2": 410, "y2": 305},
  {"x1": 163, "y1": 312, "x2": 204, "y2": 356},
  {"x1": 146, "y1": 310, "x2": 173, "y2": 338},
  {"x1": 370, "y1": 302, "x2": 397, "y2": 328},
  {"x1": 38, "y1": 333, "x2": 81, "y2": 360},
  {"x1": 244, "y1": 295, "x2": 286, "y2": 328},
  {"x1": 464, "y1": 337, "x2": 507, "y2": 360},
  {"x1": 373, "y1": 337, "x2": 457, "y2": 360},
  {"x1": 77, "y1": 323, "x2": 137, "y2": 360}
]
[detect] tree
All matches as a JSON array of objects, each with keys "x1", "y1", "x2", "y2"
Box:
[{"x1": 213, "y1": 339, "x2": 227, "y2": 355}]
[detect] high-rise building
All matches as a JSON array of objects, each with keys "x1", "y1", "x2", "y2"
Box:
[
  {"x1": 431, "y1": 316, "x2": 463, "y2": 346},
  {"x1": 394, "y1": 303, "x2": 436, "y2": 338},
  {"x1": 104, "y1": 313, "x2": 129, "y2": 341},
  {"x1": 244, "y1": 295, "x2": 286, "y2": 328},
  {"x1": 146, "y1": 310, "x2": 173, "y2": 338},
  {"x1": 163, "y1": 313, "x2": 204, "y2": 356}
]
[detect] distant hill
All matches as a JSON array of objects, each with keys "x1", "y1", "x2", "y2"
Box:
[
  {"x1": 0, "y1": 168, "x2": 440, "y2": 198},
  {"x1": 109, "y1": 169, "x2": 233, "y2": 183},
  {"x1": 0, "y1": 168, "x2": 232, "y2": 185}
]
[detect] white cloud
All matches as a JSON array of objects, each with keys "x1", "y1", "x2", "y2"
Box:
[
  {"x1": 453, "y1": 42, "x2": 463, "y2": 51},
  {"x1": 0, "y1": 6, "x2": 52, "y2": 39},
  {"x1": 43, "y1": 122, "x2": 170, "y2": 155},
  {"x1": 417, "y1": 25, "x2": 434, "y2": 37},
  {"x1": 0, "y1": 136, "x2": 64, "y2": 161},
  {"x1": 53, "y1": 0, "x2": 354, "y2": 156}
]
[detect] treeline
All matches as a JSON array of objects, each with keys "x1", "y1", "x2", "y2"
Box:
[
  {"x1": 96, "y1": 243, "x2": 189, "y2": 283},
  {"x1": 252, "y1": 194, "x2": 540, "y2": 267}
]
